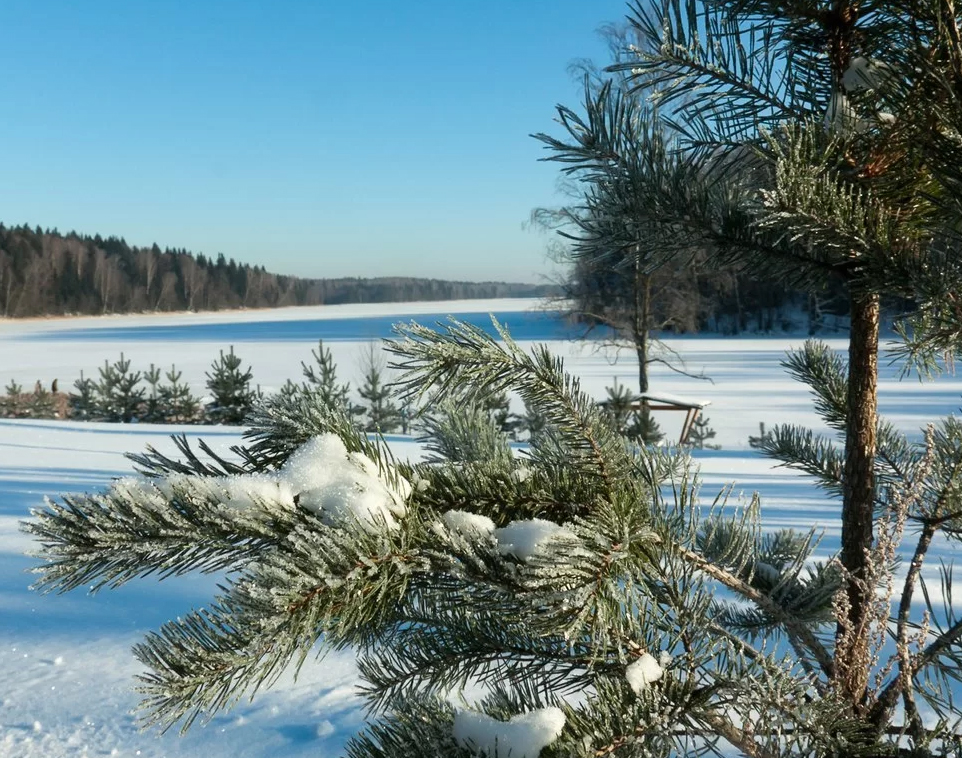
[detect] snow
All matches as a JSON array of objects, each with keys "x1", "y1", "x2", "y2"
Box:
[
  {"x1": 637, "y1": 390, "x2": 710, "y2": 408},
  {"x1": 3, "y1": 299, "x2": 962, "y2": 756},
  {"x1": 494, "y1": 519, "x2": 576, "y2": 562},
  {"x1": 452, "y1": 707, "x2": 566, "y2": 757},
  {"x1": 441, "y1": 510, "x2": 496, "y2": 540},
  {"x1": 278, "y1": 435, "x2": 410, "y2": 531},
  {"x1": 626, "y1": 652, "x2": 666, "y2": 694},
  {"x1": 841, "y1": 56, "x2": 891, "y2": 92}
]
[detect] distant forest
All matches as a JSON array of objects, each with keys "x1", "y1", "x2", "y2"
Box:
[{"x1": 0, "y1": 224, "x2": 557, "y2": 318}]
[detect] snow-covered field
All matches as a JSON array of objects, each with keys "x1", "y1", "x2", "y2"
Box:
[{"x1": 2, "y1": 298, "x2": 962, "y2": 757}]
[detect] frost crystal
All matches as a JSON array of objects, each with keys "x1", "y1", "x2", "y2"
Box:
[
  {"x1": 494, "y1": 518, "x2": 575, "y2": 562},
  {"x1": 626, "y1": 652, "x2": 665, "y2": 694},
  {"x1": 452, "y1": 707, "x2": 566, "y2": 757}
]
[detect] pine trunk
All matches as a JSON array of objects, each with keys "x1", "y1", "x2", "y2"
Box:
[
  {"x1": 634, "y1": 261, "x2": 650, "y2": 395},
  {"x1": 836, "y1": 290, "x2": 880, "y2": 708}
]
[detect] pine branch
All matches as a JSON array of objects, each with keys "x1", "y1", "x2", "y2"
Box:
[
  {"x1": 24, "y1": 478, "x2": 293, "y2": 593},
  {"x1": 675, "y1": 544, "x2": 836, "y2": 678},
  {"x1": 386, "y1": 318, "x2": 631, "y2": 501},
  {"x1": 127, "y1": 434, "x2": 252, "y2": 478}
]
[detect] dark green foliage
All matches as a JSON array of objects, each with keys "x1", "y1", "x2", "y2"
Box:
[
  {"x1": 28, "y1": 383, "x2": 55, "y2": 418},
  {"x1": 143, "y1": 364, "x2": 163, "y2": 422},
  {"x1": 301, "y1": 339, "x2": 351, "y2": 411},
  {"x1": 97, "y1": 353, "x2": 145, "y2": 423},
  {"x1": 295, "y1": 339, "x2": 364, "y2": 426},
  {"x1": 748, "y1": 422, "x2": 771, "y2": 450},
  {"x1": 480, "y1": 390, "x2": 523, "y2": 440},
  {"x1": 276, "y1": 379, "x2": 301, "y2": 401},
  {"x1": 1, "y1": 379, "x2": 26, "y2": 417},
  {"x1": 358, "y1": 345, "x2": 402, "y2": 434},
  {"x1": 157, "y1": 366, "x2": 200, "y2": 423},
  {"x1": 519, "y1": 395, "x2": 549, "y2": 442},
  {"x1": 69, "y1": 372, "x2": 97, "y2": 420},
  {"x1": 205, "y1": 346, "x2": 257, "y2": 425}
]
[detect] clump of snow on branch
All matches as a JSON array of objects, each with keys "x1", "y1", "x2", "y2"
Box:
[
  {"x1": 278, "y1": 434, "x2": 410, "y2": 530},
  {"x1": 134, "y1": 434, "x2": 410, "y2": 532},
  {"x1": 224, "y1": 474, "x2": 296, "y2": 510},
  {"x1": 452, "y1": 707, "x2": 566, "y2": 758},
  {"x1": 438, "y1": 511, "x2": 577, "y2": 561},
  {"x1": 494, "y1": 518, "x2": 576, "y2": 562},
  {"x1": 625, "y1": 652, "x2": 671, "y2": 694},
  {"x1": 441, "y1": 510, "x2": 496, "y2": 540},
  {"x1": 512, "y1": 464, "x2": 533, "y2": 484}
]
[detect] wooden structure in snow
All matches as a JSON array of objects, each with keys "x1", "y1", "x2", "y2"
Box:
[{"x1": 600, "y1": 390, "x2": 711, "y2": 445}]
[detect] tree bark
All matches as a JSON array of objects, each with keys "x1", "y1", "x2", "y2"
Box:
[
  {"x1": 633, "y1": 258, "x2": 651, "y2": 394},
  {"x1": 836, "y1": 289, "x2": 880, "y2": 708}
]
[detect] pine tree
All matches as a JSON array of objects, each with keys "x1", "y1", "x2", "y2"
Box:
[
  {"x1": 69, "y1": 372, "x2": 97, "y2": 420},
  {"x1": 519, "y1": 395, "x2": 549, "y2": 442},
  {"x1": 143, "y1": 364, "x2": 163, "y2": 422},
  {"x1": 22, "y1": 318, "x2": 962, "y2": 756},
  {"x1": 686, "y1": 415, "x2": 719, "y2": 450},
  {"x1": 2, "y1": 379, "x2": 26, "y2": 418},
  {"x1": 205, "y1": 346, "x2": 257, "y2": 425},
  {"x1": 480, "y1": 389, "x2": 523, "y2": 440},
  {"x1": 535, "y1": 0, "x2": 962, "y2": 723},
  {"x1": 301, "y1": 339, "x2": 352, "y2": 412},
  {"x1": 28, "y1": 381, "x2": 56, "y2": 419},
  {"x1": 157, "y1": 365, "x2": 200, "y2": 423},
  {"x1": 96, "y1": 353, "x2": 145, "y2": 422},
  {"x1": 358, "y1": 344, "x2": 402, "y2": 434}
]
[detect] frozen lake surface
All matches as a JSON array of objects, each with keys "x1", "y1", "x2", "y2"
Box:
[{"x1": 2, "y1": 297, "x2": 962, "y2": 756}]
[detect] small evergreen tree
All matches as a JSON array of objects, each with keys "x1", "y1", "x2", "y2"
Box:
[
  {"x1": 96, "y1": 353, "x2": 144, "y2": 422},
  {"x1": 519, "y1": 395, "x2": 549, "y2": 442},
  {"x1": 142, "y1": 364, "x2": 163, "y2": 422},
  {"x1": 301, "y1": 339, "x2": 351, "y2": 412},
  {"x1": 358, "y1": 344, "x2": 402, "y2": 434},
  {"x1": 69, "y1": 372, "x2": 97, "y2": 420},
  {"x1": 205, "y1": 346, "x2": 256, "y2": 425},
  {"x1": 28, "y1": 382, "x2": 56, "y2": 419},
  {"x1": 157, "y1": 365, "x2": 200, "y2": 423},
  {"x1": 686, "y1": 414, "x2": 720, "y2": 450},
  {"x1": 748, "y1": 422, "x2": 772, "y2": 450},
  {"x1": 480, "y1": 390, "x2": 523, "y2": 440},
  {"x1": 276, "y1": 378, "x2": 301, "y2": 401},
  {"x1": 1, "y1": 379, "x2": 29, "y2": 418}
]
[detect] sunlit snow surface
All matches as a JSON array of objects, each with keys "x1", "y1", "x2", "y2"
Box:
[{"x1": 3, "y1": 298, "x2": 962, "y2": 756}]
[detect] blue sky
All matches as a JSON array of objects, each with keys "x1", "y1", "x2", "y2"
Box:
[{"x1": 0, "y1": 0, "x2": 630, "y2": 283}]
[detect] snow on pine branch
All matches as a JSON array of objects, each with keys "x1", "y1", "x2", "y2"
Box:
[
  {"x1": 452, "y1": 707, "x2": 566, "y2": 758},
  {"x1": 439, "y1": 509, "x2": 578, "y2": 562},
  {"x1": 154, "y1": 433, "x2": 412, "y2": 532}
]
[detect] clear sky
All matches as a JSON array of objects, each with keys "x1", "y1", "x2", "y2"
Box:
[{"x1": 0, "y1": 0, "x2": 630, "y2": 283}]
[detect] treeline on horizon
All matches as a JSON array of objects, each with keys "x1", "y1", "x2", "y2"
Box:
[{"x1": 0, "y1": 223, "x2": 557, "y2": 318}]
